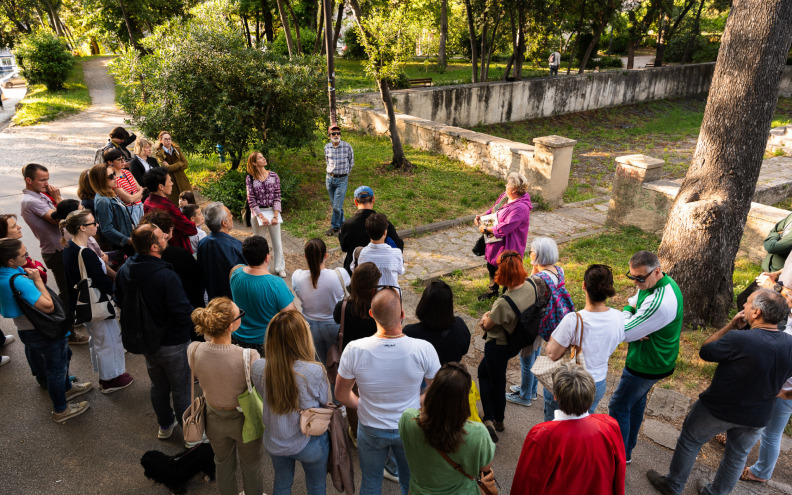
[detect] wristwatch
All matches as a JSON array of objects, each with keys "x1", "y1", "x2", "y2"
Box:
[{"x1": 774, "y1": 282, "x2": 784, "y2": 293}]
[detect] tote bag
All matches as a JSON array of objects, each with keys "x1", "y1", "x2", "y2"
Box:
[
  {"x1": 237, "y1": 348, "x2": 264, "y2": 442},
  {"x1": 530, "y1": 312, "x2": 586, "y2": 391},
  {"x1": 74, "y1": 247, "x2": 117, "y2": 324}
]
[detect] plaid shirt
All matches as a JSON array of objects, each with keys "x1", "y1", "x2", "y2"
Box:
[{"x1": 324, "y1": 140, "x2": 354, "y2": 175}]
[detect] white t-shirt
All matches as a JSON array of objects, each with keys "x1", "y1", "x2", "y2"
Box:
[
  {"x1": 190, "y1": 228, "x2": 207, "y2": 255},
  {"x1": 292, "y1": 268, "x2": 350, "y2": 322},
  {"x1": 550, "y1": 309, "x2": 625, "y2": 382},
  {"x1": 783, "y1": 320, "x2": 792, "y2": 393},
  {"x1": 338, "y1": 335, "x2": 440, "y2": 429}
]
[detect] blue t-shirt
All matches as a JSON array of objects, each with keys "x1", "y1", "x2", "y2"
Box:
[
  {"x1": 230, "y1": 266, "x2": 294, "y2": 344},
  {"x1": 0, "y1": 266, "x2": 43, "y2": 318}
]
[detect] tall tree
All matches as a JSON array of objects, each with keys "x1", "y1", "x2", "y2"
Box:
[
  {"x1": 438, "y1": 0, "x2": 447, "y2": 70},
  {"x1": 653, "y1": 0, "x2": 698, "y2": 66},
  {"x1": 657, "y1": 0, "x2": 792, "y2": 326},
  {"x1": 624, "y1": 0, "x2": 658, "y2": 69},
  {"x1": 463, "y1": 0, "x2": 479, "y2": 82},
  {"x1": 275, "y1": 0, "x2": 295, "y2": 56}
]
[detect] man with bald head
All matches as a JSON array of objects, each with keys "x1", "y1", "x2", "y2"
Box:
[{"x1": 336, "y1": 288, "x2": 441, "y2": 495}]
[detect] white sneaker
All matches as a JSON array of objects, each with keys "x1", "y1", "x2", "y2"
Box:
[
  {"x1": 0, "y1": 355, "x2": 9, "y2": 366},
  {"x1": 383, "y1": 468, "x2": 399, "y2": 483},
  {"x1": 2, "y1": 334, "x2": 14, "y2": 347},
  {"x1": 185, "y1": 433, "x2": 210, "y2": 448},
  {"x1": 278, "y1": 270, "x2": 287, "y2": 278}
]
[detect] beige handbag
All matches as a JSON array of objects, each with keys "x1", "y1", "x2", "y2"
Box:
[
  {"x1": 299, "y1": 378, "x2": 334, "y2": 436},
  {"x1": 183, "y1": 344, "x2": 206, "y2": 443},
  {"x1": 530, "y1": 312, "x2": 586, "y2": 392}
]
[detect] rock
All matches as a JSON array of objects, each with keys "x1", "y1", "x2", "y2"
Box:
[
  {"x1": 645, "y1": 387, "x2": 691, "y2": 421},
  {"x1": 643, "y1": 418, "x2": 681, "y2": 450}
]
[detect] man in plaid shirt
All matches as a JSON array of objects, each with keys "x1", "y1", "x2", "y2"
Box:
[{"x1": 324, "y1": 124, "x2": 354, "y2": 236}]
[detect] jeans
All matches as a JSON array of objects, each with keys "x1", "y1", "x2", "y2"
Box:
[
  {"x1": 18, "y1": 330, "x2": 72, "y2": 412},
  {"x1": 478, "y1": 340, "x2": 521, "y2": 423},
  {"x1": 325, "y1": 175, "x2": 348, "y2": 230},
  {"x1": 41, "y1": 250, "x2": 69, "y2": 309},
  {"x1": 608, "y1": 367, "x2": 659, "y2": 458},
  {"x1": 664, "y1": 401, "x2": 764, "y2": 495},
  {"x1": 144, "y1": 342, "x2": 191, "y2": 428},
  {"x1": 543, "y1": 378, "x2": 607, "y2": 422},
  {"x1": 518, "y1": 348, "x2": 541, "y2": 400},
  {"x1": 251, "y1": 209, "x2": 285, "y2": 273},
  {"x1": 305, "y1": 318, "x2": 340, "y2": 365},
  {"x1": 550, "y1": 65, "x2": 559, "y2": 76},
  {"x1": 748, "y1": 396, "x2": 792, "y2": 480},
  {"x1": 84, "y1": 319, "x2": 126, "y2": 380},
  {"x1": 269, "y1": 432, "x2": 329, "y2": 495},
  {"x1": 357, "y1": 423, "x2": 411, "y2": 495}
]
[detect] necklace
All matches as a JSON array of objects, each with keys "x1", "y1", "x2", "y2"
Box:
[{"x1": 377, "y1": 332, "x2": 405, "y2": 339}]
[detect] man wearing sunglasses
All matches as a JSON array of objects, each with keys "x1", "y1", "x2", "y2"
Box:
[
  {"x1": 324, "y1": 124, "x2": 354, "y2": 237},
  {"x1": 608, "y1": 250, "x2": 683, "y2": 464}
]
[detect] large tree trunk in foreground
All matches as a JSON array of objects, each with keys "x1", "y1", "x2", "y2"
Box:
[
  {"x1": 658, "y1": 0, "x2": 792, "y2": 327},
  {"x1": 378, "y1": 79, "x2": 414, "y2": 171}
]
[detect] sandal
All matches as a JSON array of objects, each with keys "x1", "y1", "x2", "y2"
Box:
[
  {"x1": 714, "y1": 433, "x2": 727, "y2": 446},
  {"x1": 740, "y1": 467, "x2": 768, "y2": 483}
]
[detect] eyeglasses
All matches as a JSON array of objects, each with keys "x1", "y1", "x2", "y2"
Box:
[
  {"x1": 82, "y1": 222, "x2": 97, "y2": 227},
  {"x1": 19, "y1": 251, "x2": 29, "y2": 259},
  {"x1": 372, "y1": 285, "x2": 402, "y2": 301},
  {"x1": 625, "y1": 269, "x2": 654, "y2": 283},
  {"x1": 106, "y1": 173, "x2": 117, "y2": 181},
  {"x1": 330, "y1": 132, "x2": 341, "y2": 136},
  {"x1": 232, "y1": 309, "x2": 246, "y2": 322}
]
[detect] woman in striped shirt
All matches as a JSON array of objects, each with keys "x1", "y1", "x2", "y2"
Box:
[{"x1": 104, "y1": 148, "x2": 143, "y2": 225}]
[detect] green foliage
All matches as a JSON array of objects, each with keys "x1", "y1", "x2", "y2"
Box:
[
  {"x1": 342, "y1": 28, "x2": 367, "y2": 59},
  {"x1": 592, "y1": 55, "x2": 623, "y2": 68},
  {"x1": 200, "y1": 168, "x2": 249, "y2": 214},
  {"x1": 387, "y1": 71, "x2": 411, "y2": 90},
  {"x1": 691, "y1": 41, "x2": 720, "y2": 63},
  {"x1": 13, "y1": 57, "x2": 91, "y2": 126},
  {"x1": 15, "y1": 31, "x2": 73, "y2": 91},
  {"x1": 270, "y1": 28, "x2": 318, "y2": 57},
  {"x1": 357, "y1": 5, "x2": 419, "y2": 84}
]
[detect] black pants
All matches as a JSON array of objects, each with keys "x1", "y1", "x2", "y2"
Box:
[
  {"x1": 232, "y1": 334, "x2": 264, "y2": 357},
  {"x1": 478, "y1": 340, "x2": 521, "y2": 422}
]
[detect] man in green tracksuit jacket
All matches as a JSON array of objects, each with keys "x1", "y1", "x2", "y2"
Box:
[
  {"x1": 609, "y1": 250, "x2": 684, "y2": 462},
  {"x1": 762, "y1": 211, "x2": 792, "y2": 272}
]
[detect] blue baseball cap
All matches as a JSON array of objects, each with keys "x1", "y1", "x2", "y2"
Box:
[{"x1": 354, "y1": 186, "x2": 374, "y2": 200}]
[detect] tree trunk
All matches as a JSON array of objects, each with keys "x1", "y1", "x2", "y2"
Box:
[
  {"x1": 579, "y1": 23, "x2": 607, "y2": 73},
  {"x1": 90, "y1": 36, "x2": 100, "y2": 55},
  {"x1": 479, "y1": 21, "x2": 488, "y2": 81},
  {"x1": 438, "y1": 0, "x2": 448, "y2": 70},
  {"x1": 463, "y1": 0, "x2": 479, "y2": 83},
  {"x1": 117, "y1": 0, "x2": 144, "y2": 53},
  {"x1": 681, "y1": 0, "x2": 706, "y2": 64},
  {"x1": 333, "y1": 0, "x2": 344, "y2": 47},
  {"x1": 313, "y1": 0, "x2": 325, "y2": 55},
  {"x1": 515, "y1": 5, "x2": 526, "y2": 78},
  {"x1": 284, "y1": 0, "x2": 303, "y2": 55},
  {"x1": 324, "y1": 0, "x2": 337, "y2": 125},
  {"x1": 261, "y1": 0, "x2": 275, "y2": 43},
  {"x1": 242, "y1": 15, "x2": 252, "y2": 47},
  {"x1": 275, "y1": 0, "x2": 295, "y2": 57},
  {"x1": 657, "y1": 0, "x2": 792, "y2": 327},
  {"x1": 484, "y1": 14, "x2": 501, "y2": 81},
  {"x1": 378, "y1": 78, "x2": 414, "y2": 171},
  {"x1": 504, "y1": 53, "x2": 514, "y2": 80},
  {"x1": 627, "y1": 40, "x2": 635, "y2": 69}
]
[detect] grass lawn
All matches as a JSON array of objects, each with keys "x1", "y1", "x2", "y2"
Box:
[
  {"x1": 186, "y1": 130, "x2": 505, "y2": 245},
  {"x1": 415, "y1": 226, "x2": 762, "y2": 398},
  {"x1": 12, "y1": 58, "x2": 92, "y2": 126}
]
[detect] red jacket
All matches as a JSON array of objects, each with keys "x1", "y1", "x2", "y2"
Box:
[
  {"x1": 512, "y1": 414, "x2": 625, "y2": 495},
  {"x1": 143, "y1": 194, "x2": 198, "y2": 253}
]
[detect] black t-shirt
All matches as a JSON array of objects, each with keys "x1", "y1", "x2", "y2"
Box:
[
  {"x1": 698, "y1": 327, "x2": 792, "y2": 427},
  {"x1": 403, "y1": 317, "x2": 471, "y2": 365},
  {"x1": 339, "y1": 209, "x2": 404, "y2": 272},
  {"x1": 162, "y1": 246, "x2": 205, "y2": 310},
  {"x1": 333, "y1": 299, "x2": 378, "y2": 349}
]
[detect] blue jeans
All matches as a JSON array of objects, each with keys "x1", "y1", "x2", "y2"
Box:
[
  {"x1": 518, "y1": 348, "x2": 541, "y2": 400},
  {"x1": 269, "y1": 432, "x2": 329, "y2": 495},
  {"x1": 357, "y1": 423, "x2": 411, "y2": 495},
  {"x1": 663, "y1": 401, "x2": 764, "y2": 495},
  {"x1": 478, "y1": 340, "x2": 521, "y2": 422},
  {"x1": 608, "y1": 367, "x2": 659, "y2": 459},
  {"x1": 543, "y1": 378, "x2": 606, "y2": 422},
  {"x1": 144, "y1": 342, "x2": 191, "y2": 428},
  {"x1": 325, "y1": 175, "x2": 348, "y2": 230},
  {"x1": 18, "y1": 330, "x2": 72, "y2": 412},
  {"x1": 748, "y1": 396, "x2": 792, "y2": 479},
  {"x1": 305, "y1": 318, "x2": 340, "y2": 365}
]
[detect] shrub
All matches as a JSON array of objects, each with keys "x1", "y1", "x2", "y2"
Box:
[
  {"x1": 592, "y1": 55, "x2": 624, "y2": 69},
  {"x1": 269, "y1": 29, "x2": 317, "y2": 58},
  {"x1": 387, "y1": 71, "x2": 411, "y2": 90},
  {"x1": 15, "y1": 31, "x2": 73, "y2": 91},
  {"x1": 691, "y1": 42, "x2": 720, "y2": 63},
  {"x1": 199, "y1": 165, "x2": 301, "y2": 216},
  {"x1": 342, "y1": 28, "x2": 367, "y2": 59}
]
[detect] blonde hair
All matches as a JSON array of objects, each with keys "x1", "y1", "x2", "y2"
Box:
[
  {"x1": 133, "y1": 137, "x2": 153, "y2": 155},
  {"x1": 191, "y1": 297, "x2": 236, "y2": 338},
  {"x1": 59, "y1": 210, "x2": 92, "y2": 246},
  {"x1": 263, "y1": 310, "x2": 323, "y2": 415}
]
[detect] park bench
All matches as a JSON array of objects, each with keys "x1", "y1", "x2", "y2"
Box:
[
  {"x1": 409, "y1": 78, "x2": 433, "y2": 87},
  {"x1": 644, "y1": 62, "x2": 668, "y2": 68}
]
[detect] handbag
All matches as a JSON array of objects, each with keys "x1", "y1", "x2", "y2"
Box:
[
  {"x1": 436, "y1": 449, "x2": 498, "y2": 495},
  {"x1": 299, "y1": 378, "x2": 334, "y2": 436},
  {"x1": 237, "y1": 348, "x2": 264, "y2": 442},
  {"x1": 530, "y1": 312, "x2": 586, "y2": 391},
  {"x1": 183, "y1": 344, "x2": 206, "y2": 443},
  {"x1": 472, "y1": 235, "x2": 486, "y2": 256},
  {"x1": 325, "y1": 299, "x2": 347, "y2": 386},
  {"x1": 9, "y1": 273, "x2": 72, "y2": 340},
  {"x1": 74, "y1": 247, "x2": 117, "y2": 324},
  {"x1": 241, "y1": 174, "x2": 252, "y2": 227}
]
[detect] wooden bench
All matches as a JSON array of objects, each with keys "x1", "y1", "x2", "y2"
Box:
[
  {"x1": 409, "y1": 78, "x2": 432, "y2": 87},
  {"x1": 644, "y1": 62, "x2": 668, "y2": 68}
]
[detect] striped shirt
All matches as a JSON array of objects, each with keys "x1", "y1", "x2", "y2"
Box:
[
  {"x1": 324, "y1": 140, "x2": 354, "y2": 175},
  {"x1": 358, "y1": 242, "x2": 405, "y2": 288},
  {"x1": 115, "y1": 170, "x2": 141, "y2": 205}
]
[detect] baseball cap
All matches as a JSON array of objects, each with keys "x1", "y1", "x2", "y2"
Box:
[
  {"x1": 354, "y1": 186, "x2": 374, "y2": 200},
  {"x1": 328, "y1": 124, "x2": 341, "y2": 134}
]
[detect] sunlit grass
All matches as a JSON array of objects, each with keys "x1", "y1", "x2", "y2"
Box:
[{"x1": 12, "y1": 58, "x2": 91, "y2": 126}]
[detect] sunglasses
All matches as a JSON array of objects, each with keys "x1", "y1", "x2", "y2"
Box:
[
  {"x1": 372, "y1": 285, "x2": 402, "y2": 301},
  {"x1": 232, "y1": 309, "x2": 246, "y2": 322},
  {"x1": 82, "y1": 222, "x2": 97, "y2": 227},
  {"x1": 330, "y1": 132, "x2": 341, "y2": 136},
  {"x1": 107, "y1": 173, "x2": 117, "y2": 180},
  {"x1": 625, "y1": 269, "x2": 654, "y2": 283}
]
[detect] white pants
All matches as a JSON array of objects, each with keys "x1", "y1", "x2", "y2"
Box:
[
  {"x1": 252, "y1": 209, "x2": 285, "y2": 273},
  {"x1": 84, "y1": 319, "x2": 126, "y2": 380}
]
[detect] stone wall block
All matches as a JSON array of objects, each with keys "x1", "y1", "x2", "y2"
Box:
[
  {"x1": 607, "y1": 154, "x2": 666, "y2": 228},
  {"x1": 527, "y1": 136, "x2": 578, "y2": 206}
]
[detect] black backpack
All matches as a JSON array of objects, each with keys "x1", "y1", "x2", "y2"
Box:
[
  {"x1": 502, "y1": 277, "x2": 547, "y2": 349},
  {"x1": 120, "y1": 282, "x2": 165, "y2": 354}
]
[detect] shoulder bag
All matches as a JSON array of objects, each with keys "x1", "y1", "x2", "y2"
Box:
[
  {"x1": 74, "y1": 247, "x2": 117, "y2": 324},
  {"x1": 299, "y1": 375, "x2": 334, "y2": 436},
  {"x1": 325, "y1": 299, "x2": 347, "y2": 386},
  {"x1": 9, "y1": 273, "x2": 71, "y2": 340},
  {"x1": 237, "y1": 347, "x2": 264, "y2": 442},
  {"x1": 183, "y1": 344, "x2": 206, "y2": 443},
  {"x1": 437, "y1": 449, "x2": 498, "y2": 495},
  {"x1": 530, "y1": 312, "x2": 586, "y2": 391},
  {"x1": 241, "y1": 174, "x2": 252, "y2": 227},
  {"x1": 472, "y1": 195, "x2": 509, "y2": 256}
]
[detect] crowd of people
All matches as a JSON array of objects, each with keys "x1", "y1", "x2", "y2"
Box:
[{"x1": 1, "y1": 124, "x2": 791, "y2": 495}]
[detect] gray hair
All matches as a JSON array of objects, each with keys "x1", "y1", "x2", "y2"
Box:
[
  {"x1": 203, "y1": 202, "x2": 228, "y2": 233},
  {"x1": 530, "y1": 237, "x2": 559, "y2": 266},
  {"x1": 552, "y1": 363, "x2": 595, "y2": 416},
  {"x1": 751, "y1": 289, "x2": 789, "y2": 325},
  {"x1": 629, "y1": 251, "x2": 660, "y2": 271},
  {"x1": 506, "y1": 172, "x2": 529, "y2": 196}
]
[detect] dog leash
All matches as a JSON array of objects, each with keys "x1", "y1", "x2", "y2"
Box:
[{"x1": 173, "y1": 440, "x2": 208, "y2": 462}]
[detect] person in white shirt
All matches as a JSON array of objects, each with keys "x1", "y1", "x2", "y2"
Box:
[
  {"x1": 182, "y1": 204, "x2": 207, "y2": 256},
  {"x1": 357, "y1": 213, "x2": 404, "y2": 288},
  {"x1": 544, "y1": 264, "x2": 625, "y2": 420},
  {"x1": 335, "y1": 288, "x2": 440, "y2": 495},
  {"x1": 292, "y1": 237, "x2": 350, "y2": 363}
]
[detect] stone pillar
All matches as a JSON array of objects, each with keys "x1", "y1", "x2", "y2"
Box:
[
  {"x1": 525, "y1": 135, "x2": 578, "y2": 207},
  {"x1": 607, "y1": 154, "x2": 665, "y2": 227}
]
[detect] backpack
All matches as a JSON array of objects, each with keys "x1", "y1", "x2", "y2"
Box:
[
  {"x1": 120, "y1": 281, "x2": 165, "y2": 354},
  {"x1": 535, "y1": 266, "x2": 575, "y2": 341},
  {"x1": 502, "y1": 277, "x2": 548, "y2": 349}
]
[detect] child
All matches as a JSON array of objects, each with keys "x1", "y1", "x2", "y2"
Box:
[
  {"x1": 182, "y1": 204, "x2": 207, "y2": 255},
  {"x1": 178, "y1": 190, "x2": 196, "y2": 208},
  {"x1": 357, "y1": 212, "x2": 404, "y2": 287}
]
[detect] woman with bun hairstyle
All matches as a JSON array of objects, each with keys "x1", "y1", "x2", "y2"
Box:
[
  {"x1": 189, "y1": 297, "x2": 264, "y2": 495},
  {"x1": 543, "y1": 264, "x2": 625, "y2": 419}
]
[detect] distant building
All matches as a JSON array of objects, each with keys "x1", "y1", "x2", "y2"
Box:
[{"x1": 0, "y1": 48, "x2": 16, "y2": 71}]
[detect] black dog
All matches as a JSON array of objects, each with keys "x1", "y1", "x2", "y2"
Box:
[{"x1": 141, "y1": 442, "x2": 215, "y2": 494}]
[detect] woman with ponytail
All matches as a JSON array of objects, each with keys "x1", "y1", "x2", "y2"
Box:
[
  {"x1": 291, "y1": 238, "x2": 350, "y2": 364},
  {"x1": 189, "y1": 297, "x2": 263, "y2": 495},
  {"x1": 543, "y1": 264, "x2": 625, "y2": 418}
]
